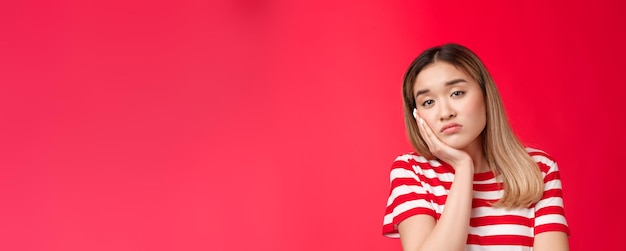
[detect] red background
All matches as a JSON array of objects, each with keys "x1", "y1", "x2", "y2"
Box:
[{"x1": 1, "y1": 1, "x2": 624, "y2": 250}]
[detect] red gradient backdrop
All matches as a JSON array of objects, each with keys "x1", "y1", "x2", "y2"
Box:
[{"x1": 1, "y1": 1, "x2": 624, "y2": 250}]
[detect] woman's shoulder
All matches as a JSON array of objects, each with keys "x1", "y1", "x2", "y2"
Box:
[
  {"x1": 525, "y1": 147, "x2": 555, "y2": 160},
  {"x1": 391, "y1": 151, "x2": 444, "y2": 170},
  {"x1": 524, "y1": 147, "x2": 559, "y2": 173},
  {"x1": 394, "y1": 151, "x2": 428, "y2": 162}
]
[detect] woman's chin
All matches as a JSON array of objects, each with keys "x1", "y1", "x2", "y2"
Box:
[{"x1": 442, "y1": 140, "x2": 469, "y2": 150}]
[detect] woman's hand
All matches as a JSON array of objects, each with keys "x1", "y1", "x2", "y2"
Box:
[
  {"x1": 416, "y1": 114, "x2": 473, "y2": 170},
  {"x1": 398, "y1": 113, "x2": 476, "y2": 251}
]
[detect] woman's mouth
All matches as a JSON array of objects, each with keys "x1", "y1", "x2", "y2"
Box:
[{"x1": 441, "y1": 123, "x2": 462, "y2": 134}]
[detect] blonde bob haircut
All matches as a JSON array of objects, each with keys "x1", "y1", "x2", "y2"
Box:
[{"x1": 402, "y1": 43, "x2": 543, "y2": 209}]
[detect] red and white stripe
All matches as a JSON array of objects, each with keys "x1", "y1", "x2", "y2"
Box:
[{"x1": 382, "y1": 148, "x2": 569, "y2": 250}]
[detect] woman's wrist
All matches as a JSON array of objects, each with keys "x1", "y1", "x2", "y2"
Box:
[{"x1": 453, "y1": 159, "x2": 474, "y2": 173}]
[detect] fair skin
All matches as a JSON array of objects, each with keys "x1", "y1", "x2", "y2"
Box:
[{"x1": 399, "y1": 61, "x2": 568, "y2": 251}]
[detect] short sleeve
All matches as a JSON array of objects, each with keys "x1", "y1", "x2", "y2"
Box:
[
  {"x1": 532, "y1": 154, "x2": 570, "y2": 236},
  {"x1": 382, "y1": 154, "x2": 436, "y2": 238}
]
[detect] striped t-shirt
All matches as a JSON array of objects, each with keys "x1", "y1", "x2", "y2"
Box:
[{"x1": 382, "y1": 148, "x2": 569, "y2": 250}]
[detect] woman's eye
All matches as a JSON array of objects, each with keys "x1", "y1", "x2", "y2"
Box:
[
  {"x1": 421, "y1": 100, "x2": 434, "y2": 107},
  {"x1": 451, "y1": 91, "x2": 465, "y2": 97}
]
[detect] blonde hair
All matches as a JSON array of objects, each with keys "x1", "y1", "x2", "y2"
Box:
[{"x1": 401, "y1": 43, "x2": 543, "y2": 208}]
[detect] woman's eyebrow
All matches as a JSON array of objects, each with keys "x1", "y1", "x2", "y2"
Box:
[
  {"x1": 414, "y1": 89, "x2": 430, "y2": 100},
  {"x1": 414, "y1": 78, "x2": 467, "y2": 100},
  {"x1": 445, "y1": 78, "x2": 467, "y2": 86}
]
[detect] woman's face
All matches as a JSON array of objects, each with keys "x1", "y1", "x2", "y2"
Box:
[{"x1": 413, "y1": 61, "x2": 486, "y2": 151}]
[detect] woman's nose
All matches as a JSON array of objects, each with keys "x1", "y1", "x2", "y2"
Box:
[{"x1": 439, "y1": 103, "x2": 457, "y2": 121}]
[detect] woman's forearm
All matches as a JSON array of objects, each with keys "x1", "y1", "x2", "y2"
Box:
[{"x1": 417, "y1": 165, "x2": 474, "y2": 251}]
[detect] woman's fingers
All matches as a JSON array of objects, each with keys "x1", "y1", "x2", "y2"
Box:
[
  {"x1": 416, "y1": 116, "x2": 438, "y2": 150},
  {"x1": 416, "y1": 116, "x2": 430, "y2": 145},
  {"x1": 415, "y1": 114, "x2": 469, "y2": 166}
]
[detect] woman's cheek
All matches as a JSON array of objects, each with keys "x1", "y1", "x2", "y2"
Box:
[{"x1": 419, "y1": 110, "x2": 436, "y2": 126}]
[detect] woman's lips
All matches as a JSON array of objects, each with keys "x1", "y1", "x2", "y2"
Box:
[{"x1": 441, "y1": 123, "x2": 462, "y2": 134}]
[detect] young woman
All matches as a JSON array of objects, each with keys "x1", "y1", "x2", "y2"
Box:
[{"x1": 382, "y1": 43, "x2": 569, "y2": 251}]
